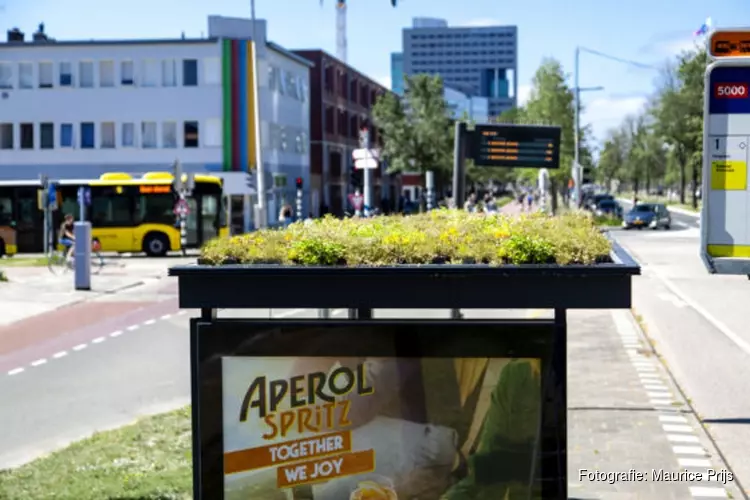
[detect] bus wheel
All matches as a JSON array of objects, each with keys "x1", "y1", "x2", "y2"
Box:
[{"x1": 143, "y1": 233, "x2": 169, "y2": 257}]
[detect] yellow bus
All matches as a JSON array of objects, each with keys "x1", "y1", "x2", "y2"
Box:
[
  {"x1": 54, "y1": 171, "x2": 229, "y2": 257},
  {"x1": 0, "y1": 179, "x2": 46, "y2": 257}
]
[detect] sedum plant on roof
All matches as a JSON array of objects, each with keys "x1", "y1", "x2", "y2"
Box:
[{"x1": 199, "y1": 209, "x2": 613, "y2": 267}]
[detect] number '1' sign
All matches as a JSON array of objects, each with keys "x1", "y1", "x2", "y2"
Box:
[{"x1": 714, "y1": 83, "x2": 749, "y2": 98}]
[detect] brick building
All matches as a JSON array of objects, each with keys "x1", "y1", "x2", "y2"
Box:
[{"x1": 293, "y1": 49, "x2": 400, "y2": 216}]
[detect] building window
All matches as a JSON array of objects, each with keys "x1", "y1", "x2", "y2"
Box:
[
  {"x1": 99, "y1": 61, "x2": 115, "y2": 87},
  {"x1": 0, "y1": 123, "x2": 13, "y2": 149},
  {"x1": 141, "y1": 59, "x2": 159, "y2": 87},
  {"x1": 59, "y1": 124, "x2": 73, "y2": 148},
  {"x1": 101, "y1": 122, "x2": 115, "y2": 148},
  {"x1": 40, "y1": 123, "x2": 54, "y2": 149},
  {"x1": 20, "y1": 123, "x2": 34, "y2": 149},
  {"x1": 205, "y1": 119, "x2": 221, "y2": 147},
  {"x1": 79, "y1": 61, "x2": 94, "y2": 87},
  {"x1": 162, "y1": 121, "x2": 177, "y2": 148},
  {"x1": 0, "y1": 62, "x2": 12, "y2": 89},
  {"x1": 161, "y1": 59, "x2": 176, "y2": 86},
  {"x1": 183, "y1": 121, "x2": 199, "y2": 147},
  {"x1": 18, "y1": 62, "x2": 33, "y2": 89},
  {"x1": 120, "y1": 60, "x2": 134, "y2": 85},
  {"x1": 59, "y1": 62, "x2": 73, "y2": 86},
  {"x1": 39, "y1": 62, "x2": 53, "y2": 88},
  {"x1": 141, "y1": 121, "x2": 157, "y2": 148},
  {"x1": 203, "y1": 57, "x2": 220, "y2": 85},
  {"x1": 183, "y1": 59, "x2": 198, "y2": 86},
  {"x1": 121, "y1": 122, "x2": 135, "y2": 147},
  {"x1": 80, "y1": 122, "x2": 95, "y2": 149}
]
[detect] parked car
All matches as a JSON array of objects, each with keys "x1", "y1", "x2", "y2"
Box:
[
  {"x1": 622, "y1": 203, "x2": 671, "y2": 230},
  {"x1": 586, "y1": 193, "x2": 614, "y2": 211},
  {"x1": 595, "y1": 199, "x2": 623, "y2": 218}
]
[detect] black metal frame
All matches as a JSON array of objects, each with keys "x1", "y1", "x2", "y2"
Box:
[
  {"x1": 170, "y1": 239, "x2": 638, "y2": 310},
  {"x1": 191, "y1": 318, "x2": 562, "y2": 500}
]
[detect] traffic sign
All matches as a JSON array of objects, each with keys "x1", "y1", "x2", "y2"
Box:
[
  {"x1": 77, "y1": 186, "x2": 91, "y2": 206},
  {"x1": 700, "y1": 57, "x2": 750, "y2": 275},
  {"x1": 709, "y1": 29, "x2": 750, "y2": 59},
  {"x1": 174, "y1": 199, "x2": 190, "y2": 217},
  {"x1": 352, "y1": 148, "x2": 380, "y2": 161},
  {"x1": 348, "y1": 193, "x2": 364, "y2": 210},
  {"x1": 354, "y1": 158, "x2": 378, "y2": 170}
]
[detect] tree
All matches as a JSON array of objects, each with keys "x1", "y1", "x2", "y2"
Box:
[
  {"x1": 521, "y1": 58, "x2": 577, "y2": 213},
  {"x1": 372, "y1": 74, "x2": 454, "y2": 190}
]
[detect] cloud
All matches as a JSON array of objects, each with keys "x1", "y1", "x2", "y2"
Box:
[
  {"x1": 464, "y1": 18, "x2": 501, "y2": 27},
  {"x1": 376, "y1": 75, "x2": 391, "y2": 89},
  {"x1": 639, "y1": 32, "x2": 705, "y2": 58},
  {"x1": 583, "y1": 94, "x2": 648, "y2": 142},
  {"x1": 517, "y1": 84, "x2": 532, "y2": 106}
]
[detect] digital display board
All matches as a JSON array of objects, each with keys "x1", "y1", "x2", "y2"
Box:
[
  {"x1": 709, "y1": 30, "x2": 750, "y2": 58},
  {"x1": 470, "y1": 124, "x2": 561, "y2": 169}
]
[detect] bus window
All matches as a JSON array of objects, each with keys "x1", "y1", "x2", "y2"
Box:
[
  {"x1": 0, "y1": 195, "x2": 12, "y2": 225},
  {"x1": 200, "y1": 194, "x2": 219, "y2": 242},
  {"x1": 137, "y1": 193, "x2": 174, "y2": 226},
  {"x1": 90, "y1": 189, "x2": 133, "y2": 227}
]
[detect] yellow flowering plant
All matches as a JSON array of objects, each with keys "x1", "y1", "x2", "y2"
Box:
[{"x1": 199, "y1": 209, "x2": 613, "y2": 266}]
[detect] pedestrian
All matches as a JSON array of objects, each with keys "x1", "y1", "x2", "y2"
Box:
[
  {"x1": 278, "y1": 204, "x2": 294, "y2": 227},
  {"x1": 304, "y1": 212, "x2": 314, "y2": 226}
]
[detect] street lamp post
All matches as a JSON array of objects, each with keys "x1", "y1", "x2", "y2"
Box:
[
  {"x1": 573, "y1": 47, "x2": 604, "y2": 208},
  {"x1": 250, "y1": 0, "x2": 267, "y2": 228}
]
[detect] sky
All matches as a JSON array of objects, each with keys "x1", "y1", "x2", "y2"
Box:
[{"x1": 4, "y1": 0, "x2": 747, "y2": 147}]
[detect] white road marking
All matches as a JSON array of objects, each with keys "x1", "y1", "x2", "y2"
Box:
[
  {"x1": 72, "y1": 344, "x2": 87, "y2": 351},
  {"x1": 126, "y1": 325, "x2": 139, "y2": 331},
  {"x1": 639, "y1": 373, "x2": 661, "y2": 379},
  {"x1": 652, "y1": 270, "x2": 750, "y2": 357},
  {"x1": 689, "y1": 486, "x2": 727, "y2": 497},
  {"x1": 30, "y1": 358, "x2": 47, "y2": 367},
  {"x1": 52, "y1": 351, "x2": 67, "y2": 359},
  {"x1": 7, "y1": 368, "x2": 24, "y2": 376},
  {"x1": 110, "y1": 330, "x2": 123, "y2": 337},
  {"x1": 663, "y1": 424, "x2": 693, "y2": 433},
  {"x1": 143, "y1": 319, "x2": 156, "y2": 326},
  {"x1": 160, "y1": 314, "x2": 172, "y2": 320},
  {"x1": 91, "y1": 337, "x2": 106, "y2": 344},
  {"x1": 644, "y1": 384, "x2": 668, "y2": 391},
  {"x1": 657, "y1": 292, "x2": 688, "y2": 308},
  {"x1": 668, "y1": 434, "x2": 700, "y2": 443},
  {"x1": 636, "y1": 366, "x2": 656, "y2": 372},
  {"x1": 673, "y1": 445, "x2": 707, "y2": 455},
  {"x1": 176, "y1": 310, "x2": 186, "y2": 315},
  {"x1": 661, "y1": 415, "x2": 688, "y2": 424},
  {"x1": 651, "y1": 398, "x2": 673, "y2": 406},
  {"x1": 679, "y1": 457, "x2": 712, "y2": 467},
  {"x1": 648, "y1": 391, "x2": 673, "y2": 399}
]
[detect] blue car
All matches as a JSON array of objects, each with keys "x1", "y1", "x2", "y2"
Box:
[{"x1": 623, "y1": 203, "x2": 672, "y2": 230}]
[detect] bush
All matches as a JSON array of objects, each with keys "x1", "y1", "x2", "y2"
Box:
[
  {"x1": 199, "y1": 209, "x2": 613, "y2": 267},
  {"x1": 594, "y1": 214, "x2": 623, "y2": 227}
]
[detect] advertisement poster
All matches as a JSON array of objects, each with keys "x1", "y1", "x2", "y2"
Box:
[{"x1": 222, "y1": 355, "x2": 543, "y2": 500}]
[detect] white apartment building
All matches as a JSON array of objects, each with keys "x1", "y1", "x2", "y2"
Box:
[{"x1": 0, "y1": 18, "x2": 312, "y2": 230}]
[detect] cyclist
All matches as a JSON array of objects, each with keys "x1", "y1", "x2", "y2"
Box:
[{"x1": 59, "y1": 213, "x2": 75, "y2": 261}]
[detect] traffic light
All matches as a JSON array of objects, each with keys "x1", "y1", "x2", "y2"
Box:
[
  {"x1": 582, "y1": 166, "x2": 593, "y2": 185},
  {"x1": 295, "y1": 177, "x2": 303, "y2": 189},
  {"x1": 351, "y1": 163, "x2": 363, "y2": 189}
]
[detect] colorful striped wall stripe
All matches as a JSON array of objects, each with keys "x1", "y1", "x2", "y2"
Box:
[{"x1": 221, "y1": 39, "x2": 258, "y2": 172}]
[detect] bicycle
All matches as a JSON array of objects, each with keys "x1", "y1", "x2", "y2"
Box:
[{"x1": 48, "y1": 239, "x2": 105, "y2": 275}]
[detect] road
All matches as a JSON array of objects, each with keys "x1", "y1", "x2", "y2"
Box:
[
  {"x1": 619, "y1": 199, "x2": 701, "y2": 229},
  {"x1": 612, "y1": 205, "x2": 750, "y2": 497}
]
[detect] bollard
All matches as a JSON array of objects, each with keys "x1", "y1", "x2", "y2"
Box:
[{"x1": 73, "y1": 221, "x2": 92, "y2": 291}]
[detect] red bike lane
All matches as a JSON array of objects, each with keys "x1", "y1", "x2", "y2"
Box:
[{"x1": 0, "y1": 296, "x2": 181, "y2": 375}]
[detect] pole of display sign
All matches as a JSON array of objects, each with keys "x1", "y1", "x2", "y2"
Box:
[
  {"x1": 451, "y1": 121, "x2": 468, "y2": 209},
  {"x1": 173, "y1": 160, "x2": 187, "y2": 256},
  {"x1": 40, "y1": 175, "x2": 49, "y2": 256},
  {"x1": 700, "y1": 55, "x2": 750, "y2": 276},
  {"x1": 361, "y1": 128, "x2": 373, "y2": 217},
  {"x1": 425, "y1": 170, "x2": 434, "y2": 210}
]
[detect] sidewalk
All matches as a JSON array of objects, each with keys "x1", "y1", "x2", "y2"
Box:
[
  {"x1": 567, "y1": 309, "x2": 739, "y2": 499},
  {"x1": 0, "y1": 257, "x2": 180, "y2": 327},
  {"x1": 500, "y1": 200, "x2": 538, "y2": 215}
]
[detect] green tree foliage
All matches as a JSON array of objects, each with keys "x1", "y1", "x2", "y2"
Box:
[
  {"x1": 602, "y1": 47, "x2": 707, "y2": 208},
  {"x1": 371, "y1": 74, "x2": 454, "y2": 187}
]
